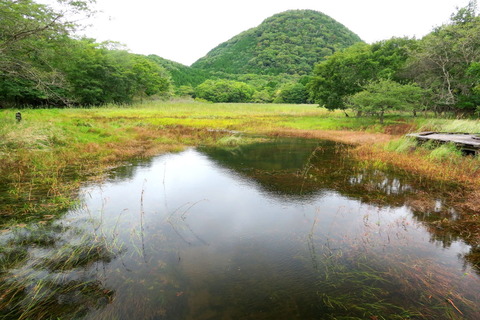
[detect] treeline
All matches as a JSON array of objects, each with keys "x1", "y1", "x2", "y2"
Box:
[
  {"x1": 308, "y1": 1, "x2": 480, "y2": 119},
  {"x1": 0, "y1": 0, "x2": 172, "y2": 107},
  {"x1": 2, "y1": 0, "x2": 479, "y2": 114}
]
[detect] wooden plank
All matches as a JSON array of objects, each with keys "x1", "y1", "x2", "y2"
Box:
[{"x1": 406, "y1": 132, "x2": 480, "y2": 153}]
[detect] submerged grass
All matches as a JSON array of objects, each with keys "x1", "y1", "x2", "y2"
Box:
[{"x1": 0, "y1": 223, "x2": 120, "y2": 320}]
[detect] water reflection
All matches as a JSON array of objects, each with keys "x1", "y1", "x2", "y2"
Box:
[
  {"x1": 1, "y1": 137, "x2": 479, "y2": 319},
  {"x1": 0, "y1": 223, "x2": 116, "y2": 319}
]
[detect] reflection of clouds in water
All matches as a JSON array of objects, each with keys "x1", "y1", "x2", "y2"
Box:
[{"x1": 3, "y1": 139, "x2": 480, "y2": 319}]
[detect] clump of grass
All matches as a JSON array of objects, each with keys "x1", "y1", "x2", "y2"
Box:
[
  {"x1": 37, "y1": 236, "x2": 118, "y2": 272},
  {"x1": 310, "y1": 240, "x2": 479, "y2": 319},
  {"x1": 217, "y1": 135, "x2": 244, "y2": 146},
  {"x1": 9, "y1": 224, "x2": 66, "y2": 248},
  {"x1": 0, "y1": 247, "x2": 29, "y2": 271},
  {"x1": 216, "y1": 134, "x2": 269, "y2": 147},
  {"x1": 384, "y1": 137, "x2": 417, "y2": 153},
  {"x1": 428, "y1": 143, "x2": 463, "y2": 162},
  {"x1": 0, "y1": 276, "x2": 114, "y2": 320},
  {"x1": 419, "y1": 119, "x2": 480, "y2": 134}
]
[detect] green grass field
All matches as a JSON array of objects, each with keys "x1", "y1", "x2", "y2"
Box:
[{"x1": 2, "y1": 101, "x2": 480, "y2": 221}]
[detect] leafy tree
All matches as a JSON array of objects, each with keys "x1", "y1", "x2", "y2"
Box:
[
  {"x1": 468, "y1": 62, "x2": 480, "y2": 94},
  {"x1": 131, "y1": 55, "x2": 171, "y2": 99},
  {"x1": 308, "y1": 38, "x2": 417, "y2": 111},
  {"x1": 405, "y1": 2, "x2": 480, "y2": 115},
  {"x1": 308, "y1": 43, "x2": 377, "y2": 110},
  {"x1": 450, "y1": 0, "x2": 478, "y2": 24},
  {"x1": 176, "y1": 85, "x2": 195, "y2": 98},
  {"x1": 274, "y1": 83, "x2": 309, "y2": 104},
  {"x1": 0, "y1": 0, "x2": 93, "y2": 106},
  {"x1": 346, "y1": 79, "x2": 426, "y2": 123},
  {"x1": 147, "y1": 54, "x2": 211, "y2": 88},
  {"x1": 195, "y1": 80, "x2": 254, "y2": 103},
  {"x1": 252, "y1": 89, "x2": 274, "y2": 103},
  {"x1": 55, "y1": 39, "x2": 171, "y2": 105}
]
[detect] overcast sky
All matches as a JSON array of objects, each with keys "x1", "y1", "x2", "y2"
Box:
[{"x1": 44, "y1": 0, "x2": 475, "y2": 66}]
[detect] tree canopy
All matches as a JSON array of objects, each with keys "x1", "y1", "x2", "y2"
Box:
[
  {"x1": 346, "y1": 79, "x2": 427, "y2": 123},
  {"x1": 195, "y1": 80, "x2": 254, "y2": 103},
  {"x1": 0, "y1": 0, "x2": 172, "y2": 107},
  {"x1": 2, "y1": 0, "x2": 480, "y2": 114},
  {"x1": 405, "y1": 2, "x2": 480, "y2": 114},
  {"x1": 191, "y1": 10, "x2": 362, "y2": 76},
  {"x1": 308, "y1": 38, "x2": 417, "y2": 110}
]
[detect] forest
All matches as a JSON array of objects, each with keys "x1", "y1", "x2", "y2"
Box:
[{"x1": 1, "y1": 0, "x2": 480, "y2": 117}]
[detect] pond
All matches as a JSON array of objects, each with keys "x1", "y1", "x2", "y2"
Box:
[{"x1": 1, "y1": 137, "x2": 479, "y2": 319}]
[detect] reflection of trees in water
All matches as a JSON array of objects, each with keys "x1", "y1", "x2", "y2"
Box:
[
  {"x1": 201, "y1": 138, "x2": 480, "y2": 276},
  {"x1": 106, "y1": 157, "x2": 156, "y2": 182},
  {"x1": 0, "y1": 223, "x2": 116, "y2": 319}
]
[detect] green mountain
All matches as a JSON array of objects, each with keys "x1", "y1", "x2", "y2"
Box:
[
  {"x1": 147, "y1": 54, "x2": 211, "y2": 87},
  {"x1": 191, "y1": 10, "x2": 362, "y2": 76}
]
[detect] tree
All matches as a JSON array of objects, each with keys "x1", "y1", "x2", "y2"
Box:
[
  {"x1": 405, "y1": 1, "x2": 480, "y2": 115},
  {"x1": 308, "y1": 43, "x2": 375, "y2": 110},
  {"x1": 131, "y1": 55, "x2": 171, "y2": 99},
  {"x1": 450, "y1": 0, "x2": 478, "y2": 24},
  {"x1": 0, "y1": 0, "x2": 94, "y2": 106},
  {"x1": 53, "y1": 39, "x2": 171, "y2": 105},
  {"x1": 469, "y1": 62, "x2": 480, "y2": 94},
  {"x1": 274, "y1": 83, "x2": 308, "y2": 104},
  {"x1": 346, "y1": 79, "x2": 426, "y2": 123},
  {"x1": 195, "y1": 80, "x2": 254, "y2": 103},
  {"x1": 308, "y1": 38, "x2": 416, "y2": 111}
]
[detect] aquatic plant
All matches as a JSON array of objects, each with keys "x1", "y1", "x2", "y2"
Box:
[
  {"x1": 37, "y1": 237, "x2": 117, "y2": 272},
  {"x1": 0, "y1": 276, "x2": 114, "y2": 320}
]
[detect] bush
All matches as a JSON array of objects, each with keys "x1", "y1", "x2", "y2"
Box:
[{"x1": 195, "y1": 80, "x2": 254, "y2": 103}]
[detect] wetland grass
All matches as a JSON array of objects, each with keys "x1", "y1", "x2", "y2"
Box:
[
  {"x1": 2, "y1": 102, "x2": 480, "y2": 244},
  {"x1": 0, "y1": 217, "x2": 121, "y2": 319},
  {"x1": 307, "y1": 211, "x2": 478, "y2": 319}
]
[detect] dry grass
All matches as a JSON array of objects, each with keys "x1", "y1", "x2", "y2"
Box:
[
  {"x1": 264, "y1": 128, "x2": 394, "y2": 145},
  {"x1": 353, "y1": 145, "x2": 480, "y2": 187}
]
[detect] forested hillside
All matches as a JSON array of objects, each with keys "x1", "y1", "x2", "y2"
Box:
[
  {"x1": 191, "y1": 10, "x2": 362, "y2": 76},
  {"x1": 0, "y1": 0, "x2": 172, "y2": 107},
  {"x1": 147, "y1": 55, "x2": 210, "y2": 88}
]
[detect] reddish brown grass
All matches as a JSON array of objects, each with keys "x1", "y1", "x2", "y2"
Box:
[{"x1": 266, "y1": 128, "x2": 394, "y2": 145}]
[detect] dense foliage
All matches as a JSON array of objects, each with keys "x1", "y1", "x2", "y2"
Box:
[
  {"x1": 0, "y1": 0, "x2": 171, "y2": 107},
  {"x1": 191, "y1": 10, "x2": 362, "y2": 76},
  {"x1": 346, "y1": 79, "x2": 427, "y2": 123},
  {"x1": 404, "y1": 4, "x2": 480, "y2": 115},
  {"x1": 308, "y1": 1, "x2": 480, "y2": 117},
  {"x1": 147, "y1": 55, "x2": 210, "y2": 89},
  {"x1": 195, "y1": 80, "x2": 254, "y2": 103},
  {"x1": 308, "y1": 39, "x2": 417, "y2": 110}
]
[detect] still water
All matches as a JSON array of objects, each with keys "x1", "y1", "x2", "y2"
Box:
[{"x1": 2, "y1": 138, "x2": 479, "y2": 319}]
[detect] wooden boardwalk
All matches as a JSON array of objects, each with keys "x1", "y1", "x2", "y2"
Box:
[{"x1": 407, "y1": 132, "x2": 480, "y2": 154}]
